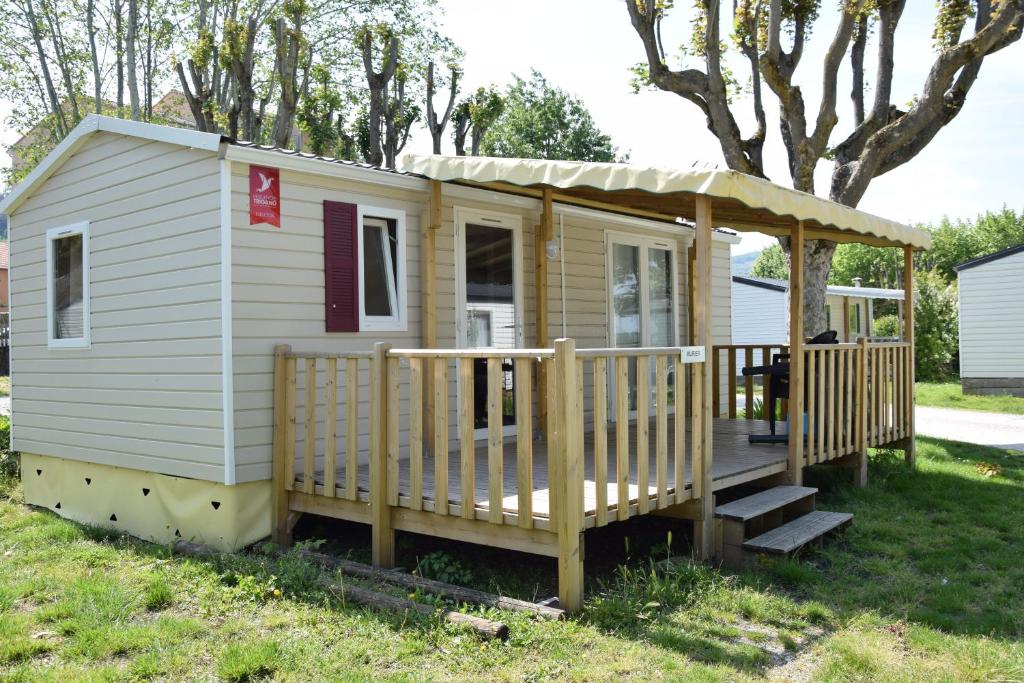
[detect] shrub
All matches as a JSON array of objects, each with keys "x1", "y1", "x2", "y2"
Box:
[
  {"x1": 0, "y1": 416, "x2": 16, "y2": 481},
  {"x1": 872, "y1": 314, "x2": 900, "y2": 339},
  {"x1": 914, "y1": 269, "x2": 959, "y2": 380}
]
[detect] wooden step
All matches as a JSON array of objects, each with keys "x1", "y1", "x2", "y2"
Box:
[
  {"x1": 742, "y1": 511, "x2": 853, "y2": 555},
  {"x1": 714, "y1": 486, "x2": 818, "y2": 522}
]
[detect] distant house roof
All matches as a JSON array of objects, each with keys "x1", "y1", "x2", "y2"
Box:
[
  {"x1": 0, "y1": 241, "x2": 8, "y2": 270},
  {"x1": 954, "y1": 244, "x2": 1024, "y2": 273},
  {"x1": 732, "y1": 275, "x2": 905, "y2": 301}
]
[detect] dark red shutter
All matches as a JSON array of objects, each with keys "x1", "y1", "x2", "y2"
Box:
[{"x1": 324, "y1": 200, "x2": 359, "y2": 332}]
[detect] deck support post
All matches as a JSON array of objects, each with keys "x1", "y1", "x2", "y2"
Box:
[
  {"x1": 903, "y1": 245, "x2": 916, "y2": 468},
  {"x1": 842, "y1": 297, "x2": 851, "y2": 343},
  {"x1": 693, "y1": 196, "x2": 715, "y2": 559},
  {"x1": 787, "y1": 221, "x2": 805, "y2": 487},
  {"x1": 272, "y1": 344, "x2": 293, "y2": 545},
  {"x1": 854, "y1": 337, "x2": 869, "y2": 487},
  {"x1": 371, "y1": 342, "x2": 395, "y2": 567},
  {"x1": 535, "y1": 189, "x2": 553, "y2": 437},
  {"x1": 553, "y1": 338, "x2": 584, "y2": 611},
  {"x1": 422, "y1": 181, "x2": 441, "y2": 452}
]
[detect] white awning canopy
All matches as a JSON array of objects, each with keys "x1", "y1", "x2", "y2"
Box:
[{"x1": 401, "y1": 154, "x2": 931, "y2": 250}]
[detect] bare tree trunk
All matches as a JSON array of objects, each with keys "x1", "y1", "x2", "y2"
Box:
[
  {"x1": 452, "y1": 104, "x2": 469, "y2": 156},
  {"x1": 426, "y1": 61, "x2": 459, "y2": 155},
  {"x1": 86, "y1": 0, "x2": 102, "y2": 114},
  {"x1": 125, "y1": 0, "x2": 140, "y2": 119},
  {"x1": 114, "y1": 0, "x2": 124, "y2": 115},
  {"x1": 359, "y1": 28, "x2": 398, "y2": 166},
  {"x1": 23, "y1": 0, "x2": 68, "y2": 136},
  {"x1": 271, "y1": 11, "x2": 309, "y2": 149}
]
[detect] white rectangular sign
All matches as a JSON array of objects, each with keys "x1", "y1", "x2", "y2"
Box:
[{"x1": 679, "y1": 346, "x2": 706, "y2": 364}]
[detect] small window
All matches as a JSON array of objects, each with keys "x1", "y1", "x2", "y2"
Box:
[
  {"x1": 358, "y1": 206, "x2": 406, "y2": 331},
  {"x1": 47, "y1": 222, "x2": 90, "y2": 348}
]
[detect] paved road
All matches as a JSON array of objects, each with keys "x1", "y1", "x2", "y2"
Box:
[{"x1": 915, "y1": 406, "x2": 1024, "y2": 452}]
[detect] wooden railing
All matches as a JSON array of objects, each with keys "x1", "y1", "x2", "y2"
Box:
[
  {"x1": 863, "y1": 341, "x2": 913, "y2": 448},
  {"x1": 711, "y1": 340, "x2": 914, "y2": 465},
  {"x1": 576, "y1": 347, "x2": 705, "y2": 527},
  {"x1": 711, "y1": 344, "x2": 789, "y2": 419}
]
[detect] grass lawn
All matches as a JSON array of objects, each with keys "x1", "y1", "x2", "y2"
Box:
[
  {"x1": 1, "y1": 437, "x2": 1022, "y2": 681},
  {"x1": 0, "y1": 376, "x2": 9, "y2": 398},
  {"x1": 916, "y1": 381, "x2": 1024, "y2": 415}
]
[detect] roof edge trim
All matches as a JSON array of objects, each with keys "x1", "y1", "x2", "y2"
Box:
[
  {"x1": 954, "y1": 244, "x2": 1024, "y2": 272},
  {"x1": 1, "y1": 115, "x2": 223, "y2": 216}
]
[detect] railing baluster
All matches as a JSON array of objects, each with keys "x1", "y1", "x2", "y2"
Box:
[
  {"x1": 515, "y1": 358, "x2": 533, "y2": 528},
  {"x1": 409, "y1": 357, "x2": 424, "y2": 511},
  {"x1": 303, "y1": 358, "x2": 317, "y2": 495},
  {"x1": 324, "y1": 357, "x2": 337, "y2": 497},
  {"x1": 345, "y1": 358, "x2": 358, "y2": 501},
  {"x1": 674, "y1": 356, "x2": 687, "y2": 504},
  {"x1": 727, "y1": 350, "x2": 737, "y2": 419},
  {"x1": 816, "y1": 349, "x2": 826, "y2": 463},
  {"x1": 615, "y1": 356, "x2": 629, "y2": 521},
  {"x1": 459, "y1": 357, "x2": 475, "y2": 520},
  {"x1": 712, "y1": 349, "x2": 721, "y2": 418},
  {"x1": 690, "y1": 361, "x2": 704, "y2": 500},
  {"x1": 656, "y1": 354, "x2": 668, "y2": 509},
  {"x1": 636, "y1": 355, "x2": 650, "y2": 515},
  {"x1": 835, "y1": 350, "x2": 844, "y2": 458},
  {"x1": 387, "y1": 356, "x2": 400, "y2": 506},
  {"x1": 826, "y1": 349, "x2": 835, "y2": 461},
  {"x1": 487, "y1": 357, "x2": 503, "y2": 524},
  {"x1": 805, "y1": 350, "x2": 815, "y2": 466},
  {"x1": 743, "y1": 348, "x2": 754, "y2": 420},
  {"x1": 284, "y1": 356, "x2": 297, "y2": 491},
  {"x1": 433, "y1": 358, "x2": 448, "y2": 516},
  {"x1": 761, "y1": 345, "x2": 771, "y2": 412},
  {"x1": 593, "y1": 358, "x2": 608, "y2": 526}
]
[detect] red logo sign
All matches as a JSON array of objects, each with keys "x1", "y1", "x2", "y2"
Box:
[{"x1": 249, "y1": 165, "x2": 280, "y2": 227}]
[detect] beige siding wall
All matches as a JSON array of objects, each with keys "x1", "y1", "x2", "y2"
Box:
[{"x1": 10, "y1": 131, "x2": 225, "y2": 481}]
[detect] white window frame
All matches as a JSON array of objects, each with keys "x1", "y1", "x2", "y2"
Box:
[
  {"x1": 46, "y1": 221, "x2": 91, "y2": 349},
  {"x1": 357, "y1": 205, "x2": 407, "y2": 332},
  {"x1": 604, "y1": 230, "x2": 680, "y2": 349}
]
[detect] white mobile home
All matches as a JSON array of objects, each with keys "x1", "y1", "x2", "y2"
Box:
[
  {"x1": 956, "y1": 245, "x2": 1024, "y2": 396},
  {"x1": 0, "y1": 116, "x2": 739, "y2": 550},
  {"x1": 1, "y1": 115, "x2": 929, "y2": 610}
]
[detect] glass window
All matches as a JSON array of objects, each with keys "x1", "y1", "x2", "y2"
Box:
[
  {"x1": 47, "y1": 223, "x2": 90, "y2": 348},
  {"x1": 362, "y1": 217, "x2": 397, "y2": 318},
  {"x1": 358, "y1": 208, "x2": 405, "y2": 331}
]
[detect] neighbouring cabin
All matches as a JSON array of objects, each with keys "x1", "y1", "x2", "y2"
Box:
[
  {"x1": 1, "y1": 116, "x2": 930, "y2": 611},
  {"x1": 955, "y1": 244, "x2": 1024, "y2": 396},
  {"x1": 731, "y1": 275, "x2": 906, "y2": 352}
]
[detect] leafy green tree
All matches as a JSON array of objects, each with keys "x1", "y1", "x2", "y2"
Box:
[
  {"x1": 914, "y1": 269, "x2": 959, "y2": 380},
  {"x1": 480, "y1": 70, "x2": 622, "y2": 162},
  {"x1": 749, "y1": 244, "x2": 788, "y2": 279},
  {"x1": 829, "y1": 243, "x2": 903, "y2": 288},
  {"x1": 452, "y1": 86, "x2": 504, "y2": 156},
  {"x1": 922, "y1": 207, "x2": 1024, "y2": 281}
]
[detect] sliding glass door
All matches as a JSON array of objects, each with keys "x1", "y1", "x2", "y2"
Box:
[{"x1": 608, "y1": 234, "x2": 678, "y2": 411}]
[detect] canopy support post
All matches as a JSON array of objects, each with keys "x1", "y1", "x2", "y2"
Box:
[
  {"x1": 903, "y1": 245, "x2": 916, "y2": 468},
  {"x1": 535, "y1": 189, "x2": 553, "y2": 437},
  {"x1": 421, "y1": 180, "x2": 441, "y2": 450},
  {"x1": 693, "y1": 195, "x2": 715, "y2": 559},
  {"x1": 787, "y1": 221, "x2": 805, "y2": 487}
]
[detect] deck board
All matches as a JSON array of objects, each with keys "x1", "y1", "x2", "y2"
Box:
[{"x1": 295, "y1": 418, "x2": 788, "y2": 522}]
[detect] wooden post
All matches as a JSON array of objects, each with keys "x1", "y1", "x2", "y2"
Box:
[
  {"x1": 842, "y1": 296, "x2": 851, "y2": 342},
  {"x1": 787, "y1": 221, "x2": 805, "y2": 486},
  {"x1": 535, "y1": 189, "x2": 553, "y2": 437},
  {"x1": 272, "y1": 344, "x2": 292, "y2": 544},
  {"x1": 854, "y1": 337, "x2": 869, "y2": 487},
  {"x1": 554, "y1": 338, "x2": 584, "y2": 612},
  {"x1": 422, "y1": 181, "x2": 441, "y2": 450},
  {"x1": 687, "y1": 244, "x2": 696, "y2": 346},
  {"x1": 692, "y1": 196, "x2": 715, "y2": 559},
  {"x1": 903, "y1": 245, "x2": 916, "y2": 467},
  {"x1": 370, "y1": 342, "x2": 395, "y2": 567}
]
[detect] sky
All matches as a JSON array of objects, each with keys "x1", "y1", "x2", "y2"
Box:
[{"x1": 2, "y1": 0, "x2": 1021, "y2": 255}]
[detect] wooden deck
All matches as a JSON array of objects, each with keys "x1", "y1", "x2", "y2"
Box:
[{"x1": 295, "y1": 418, "x2": 787, "y2": 525}]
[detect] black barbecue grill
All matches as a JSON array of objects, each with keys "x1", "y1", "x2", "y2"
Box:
[{"x1": 741, "y1": 330, "x2": 838, "y2": 445}]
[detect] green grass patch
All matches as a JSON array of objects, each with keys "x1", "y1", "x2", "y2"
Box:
[
  {"x1": 0, "y1": 436, "x2": 1022, "y2": 680},
  {"x1": 916, "y1": 381, "x2": 1024, "y2": 414}
]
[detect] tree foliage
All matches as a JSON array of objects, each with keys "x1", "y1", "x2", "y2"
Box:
[
  {"x1": 750, "y1": 243, "x2": 788, "y2": 279},
  {"x1": 480, "y1": 70, "x2": 623, "y2": 162},
  {"x1": 914, "y1": 269, "x2": 960, "y2": 380}
]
